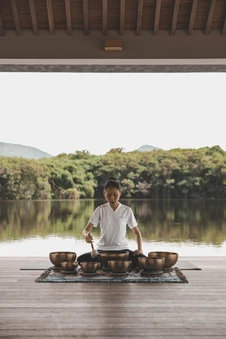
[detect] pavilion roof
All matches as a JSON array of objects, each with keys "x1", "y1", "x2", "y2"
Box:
[
  {"x1": 1, "y1": 1, "x2": 226, "y2": 72},
  {"x1": 0, "y1": 0, "x2": 225, "y2": 37}
]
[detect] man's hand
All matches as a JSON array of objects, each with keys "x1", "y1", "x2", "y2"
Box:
[
  {"x1": 133, "y1": 249, "x2": 143, "y2": 256},
  {"x1": 84, "y1": 232, "x2": 93, "y2": 243}
]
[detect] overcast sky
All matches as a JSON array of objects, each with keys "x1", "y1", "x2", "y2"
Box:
[{"x1": 1, "y1": 72, "x2": 225, "y2": 156}]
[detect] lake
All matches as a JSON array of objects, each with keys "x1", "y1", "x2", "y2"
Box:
[{"x1": 0, "y1": 199, "x2": 225, "y2": 257}]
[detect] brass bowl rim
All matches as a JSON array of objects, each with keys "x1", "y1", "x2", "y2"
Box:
[
  {"x1": 138, "y1": 257, "x2": 165, "y2": 261},
  {"x1": 80, "y1": 261, "x2": 100, "y2": 266},
  {"x1": 61, "y1": 261, "x2": 78, "y2": 265},
  {"x1": 49, "y1": 251, "x2": 76, "y2": 255},
  {"x1": 108, "y1": 260, "x2": 132, "y2": 263},
  {"x1": 148, "y1": 251, "x2": 178, "y2": 255},
  {"x1": 98, "y1": 251, "x2": 129, "y2": 255}
]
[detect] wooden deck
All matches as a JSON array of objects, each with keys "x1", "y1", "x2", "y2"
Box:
[{"x1": 0, "y1": 256, "x2": 226, "y2": 339}]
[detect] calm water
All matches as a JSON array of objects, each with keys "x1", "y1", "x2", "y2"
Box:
[{"x1": 0, "y1": 199, "x2": 226, "y2": 257}]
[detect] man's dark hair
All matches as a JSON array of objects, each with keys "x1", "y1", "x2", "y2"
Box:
[{"x1": 104, "y1": 177, "x2": 121, "y2": 191}]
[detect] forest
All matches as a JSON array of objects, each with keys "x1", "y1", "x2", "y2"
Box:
[{"x1": 0, "y1": 145, "x2": 226, "y2": 200}]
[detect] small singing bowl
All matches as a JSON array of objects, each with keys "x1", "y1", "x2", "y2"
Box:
[
  {"x1": 61, "y1": 261, "x2": 78, "y2": 271},
  {"x1": 49, "y1": 251, "x2": 77, "y2": 267},
  {"x1": 98, "y1": 251, "x2": 129, "y2": 269},
  {"x1": 108, "y1": 260, "x2": 132, "y2": 273},
  {"x1": 80, "y1": 262, "x2": 100, "y2": 273},
  {"x1": 138, "y1": 257, "x2": 165, "y2": 271},
  {"x1": 148, "y1": 251, "x2": 178, "y2": 268}
]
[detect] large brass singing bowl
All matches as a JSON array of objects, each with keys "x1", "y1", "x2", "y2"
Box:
[
  {"x1": 80, "y1": 262, "x2": 100, "y2": 273},
  {"x1": 49, "y1": 251, "x2": 77, "y2": 267},
  {"x1": 61, "y1": 261, "x2": 78, "y2": 271},
  {"x1": 138, "y1": 257, "x2": 165, "y2": 271},
  {"x1": 108, "y1": 260, "x2": 132, "y2": 273},
  {"x1": 148, "y1": 251, "x2": 178, "y2": 268},
  {"x1": 98, "y1": 251, "x2": 129, "y2": 269}
]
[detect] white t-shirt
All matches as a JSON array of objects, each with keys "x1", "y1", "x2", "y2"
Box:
[{"x1": 89, "y1": 202, "x2": 138, "y2": 250}]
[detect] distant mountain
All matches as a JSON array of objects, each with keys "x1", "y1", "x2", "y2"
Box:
[
  {"x1": 137, "y1": 145, "x2": 162, "y2": 152},
  {"x1": 0, "y1": 142, "x2": 52, "y2": 159}
]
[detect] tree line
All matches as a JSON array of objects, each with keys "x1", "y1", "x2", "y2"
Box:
[{"x1": 0, "y1": 145, "x2": 226, "y2": 200}]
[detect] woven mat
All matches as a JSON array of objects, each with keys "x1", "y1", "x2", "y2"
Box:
[{"x1": 35, "y1": 267, "x2": 188, "y2": 283}]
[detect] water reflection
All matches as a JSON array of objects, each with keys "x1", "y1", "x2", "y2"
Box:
[{"x1": 0, "y1": 199, "x2": 226, "y2": 250}]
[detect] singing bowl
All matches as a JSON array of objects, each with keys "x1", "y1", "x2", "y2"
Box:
[
  {"x1": 80, "y1": 262, "x2": 100, "y2": 273},
  {"x1": 108, "y1": 260, "x2": 132, "y2": 273},
  {"x1": 49, "y1": 251, "x2": 77, "y2": 267},
  {"x1": 138, "y1": 257, "x2": 165, "y2": 271},
  {"x1": 61, "y1": 261, "x2": 78, "y2": 271},
  {"x1": 148, "y1": 251, "x2": 178, "y2": 268},
  {"x1": 98, "y1": 251, "x2": 129, "y2": 268}
]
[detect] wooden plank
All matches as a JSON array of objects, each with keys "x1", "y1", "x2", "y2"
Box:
[
  {"x1": 1, "y1": 320, "x2": 226, "y2": 330},
  {"x1": 154, "y1": 0, "x2": 161, "y2": 35},
  {"x1": 136, "y1": 0, "x2": 143, "y2": 36},
  {"x1": 188, "y1": 0, "x2": 198, "y2": 35},
  {"x1": 1, "y1": 328, "x2": 226, "y2": 337},
  {"x1": 0, "y1": 12, "x2": 4, "y2": 36},
  {"x1": 171, "y1": 0, "x2": 180, "y2": 35},
  {"x1": 10, "y1": 0, "x2": 21, "y2": 35},
  {"x1": 0, "y1": 1, "x2": 4, "y2": 36},
  {"x1": 28, "y1": 0, "x2": 38, "y2": 35},
  {"x1": 102, "y1": 0, "x2": 107, "y2": 36},
  {"x1": 65, "y1": 0, "x2": 72, "y2": 35},
  {"x1": 46, "y1": 0, "x2": 54, "y2": 35},
  {"x1": 222, "y1": 15, "x2": 226, "y2": 35},
  {"x1": 205, "y1": 0, "x2": 216, "y2": 35},
  {"x1": 119, "y1": 0, "x2": 125, "y2": 35},
  {"x1": 83, "y1": 0, "x2": 89, "y2": 35}
]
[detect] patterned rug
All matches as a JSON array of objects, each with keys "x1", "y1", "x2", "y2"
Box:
[{"x1": 35, "y1": 267, "x2": 188, "y2": 283}]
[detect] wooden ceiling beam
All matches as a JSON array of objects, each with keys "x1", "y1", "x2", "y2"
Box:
[
  {"x1": 0, "y1": 2, "x2": 4, "y2": 36},
  {"x1": 83, "y1": 0, "x2": 89, "y2": 35},
  {"x1": 205, "y1": 0, "x2": 216, "y2": 35},
  {"x1": 154, "y1": 0, "x2": 161, "y2": 35},
  {"x1": 0, "y1": 12, "x2": 4, "y2": 36},
  {"x1": 46, "y1": 0, "x2": 54, "y2": 35},
  {"x1": 102, "y1": 0, "x2": 107, "y2": 36},
  {"x1": 10, "y1": 0, "x2": 21, "y2": 35},
  {"x1": 136, "y1": 0, "x2": 143, "y2": 36},
  {"x1": 188, "y1": 0, "x2": 198, "y2": 35},
  {"x1": 28, "y1": 0, "x2": 38, "y2": 35},
  {"x1": 222, "y1": 15, "x2": 226, "y2": 35},
  {"x1": 65, "y1": 0, "x2": 72, "y2": 35},
  {"x1": 171, "y1": 0, "x2": 180, "y2": 35},
  {"x1": 119, "y1": 0, "x2": 125, "y2": 35}
]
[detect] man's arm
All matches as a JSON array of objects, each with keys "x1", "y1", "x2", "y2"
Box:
[
  {"x1": 132, "y1": 226, "x2": 143, "y2": 255},
  {"x1": 82, "y1": 222, "x2": 94, "y2": 243}
]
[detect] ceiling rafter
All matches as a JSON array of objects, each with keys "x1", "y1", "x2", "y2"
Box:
[
  {"x1": 171, "y1": 0, "x2": 180, "y2": 35},
  {"x1": 0, "y1": 2, "x2": 4, "y2": 36},
  {"x1": 28, "y1": 0, "x2": 38, "y2": 35},
  {"x1": 65, "y1": 0, "x2": 72, "y2": 35},
  {"x1": 136, "y1": 0, "x2": 143, "y2": 36},
  {"x1": 154, "y1": 0, "x2": 161, "y2": 35},
  {"x1": 46, "y1": 0, "x2": 54, "y2": 35},
  {"x1": 120, "y1": 0, "x2": 125, "y2": 35},
  {"x1": 188, "y1": 0, "x2": 198, "y2": 35},
  {"x1": 0, "y1": 13, "x2": 4, "y2": 36},
  {"x1": 102, "y1": 0, "x2": 107, "y2": 36},
  {"x1": 83, "y1": 0, "x2": 89, "y2": 35},
  {"x1": 222, "y1": 15, "x2": 226, "y2": 35},
  {"x1": 205, "y1": 0, "x2": 216, "y2": 35},
  {"x1": 10, "y1": 0, "x2": 21, "y2": 35}
]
